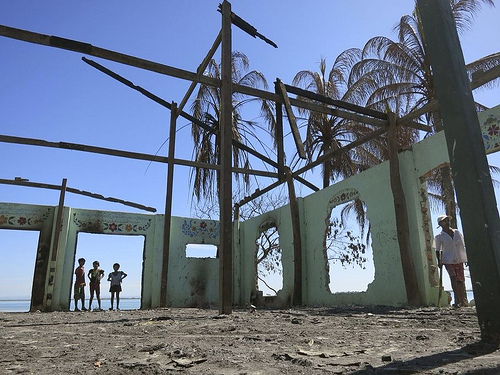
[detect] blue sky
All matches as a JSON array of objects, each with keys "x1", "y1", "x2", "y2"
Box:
[{"x1": 0, "y1": 1, "x2": 499, "y2": 301}]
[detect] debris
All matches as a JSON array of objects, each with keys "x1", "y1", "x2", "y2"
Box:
[
  {"x1": 291, "y1": 317, "x2": 302, "y2": 324},
  {"x1": 382, "y1": 355, "x2": 392, "y2": 362},
  {"x1": 250, "y1": 304, "x2": 257, "y2": 313},
  {"x1": 171, "y1": 357, "x2": 207, "y2": 367},
  {"x1": 94, "y1": 361, "x2": 101, "y2": 368},
  {"x1": 151, "y1": 316, "x2": 173, "y2": 321}
]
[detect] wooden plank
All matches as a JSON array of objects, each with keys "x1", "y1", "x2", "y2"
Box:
[
  {"x1": 285, "y1": 168, "x2": 302, "y2": 305},
  {"x1": 418, "y1": 0, "x2": 500, "y2": 342},
  {"x1": 387, "y1": 113, "x2": 421, "y2": 306},
  {"x1": 276, "y1": 79, "x2": 306, "y2": 159},
  {"x1": 219, "y1": 0, "x2": 233, "y2": 315}
]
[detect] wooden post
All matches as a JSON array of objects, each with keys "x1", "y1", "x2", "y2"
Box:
[
  {"x1": 51, "y1": 178, "x2": 67, "y2": 262},
  {"x1": 417, "y1": 0, "x2": 500, "y2": 343},
  {"x1": 161, "y1": 102, "x2": 178, "y2": 307},
  {"x1": 219, "y1": 0, "x2": 233, "y2": 315},
  {"x1": 274, "y1": 81, "x2": 285, "y2": 180},
  {"x1": 44, "y1": 178, "x2": 67, "y2": 311},
  {"x1": 387, "y1": 113, "x2": 421, "y2": 306},
  {"x1": 285, "y1": 167, "x2": 302, "y2": 305}
]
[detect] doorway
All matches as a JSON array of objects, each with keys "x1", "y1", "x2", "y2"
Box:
[
  {"x1": 72, "y1": 233, "x2": 145, "y2": 310},
  {"x1": 0, "y1": 229, "x2": 40, "y2": 311}
]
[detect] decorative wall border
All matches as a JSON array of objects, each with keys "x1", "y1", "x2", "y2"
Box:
[
  {"x1": 181, "y1": 219, "x2": 220, "y2": 239},
  {"x1": 328, "y1": 188, "x2": 360, "y2": 208},
  {"x1": 72, "y1": 213, "x2": 152, "y2": 234},
  {"x1": 0, "y1": 207, "x2": 53, "y2": 228}
]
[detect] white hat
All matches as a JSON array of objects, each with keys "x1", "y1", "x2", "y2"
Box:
[{"x1": 437, "y1": 214, "x2": 451, "y2": 227}]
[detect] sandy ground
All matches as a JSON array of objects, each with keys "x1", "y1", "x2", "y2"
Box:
[{"x1": 1, "y1": 306, "x2": 499, "y2": 374}]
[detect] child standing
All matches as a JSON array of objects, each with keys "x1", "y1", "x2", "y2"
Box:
[
  {"x1": 107, "y1": 263, "x2": 127, "y2": 310},
  {"x1": 73, "y1": 258, "x2": 87, "y2": 312},
  {"x1": 88, "y1": 260, "x2": 105, "y2": 311}
]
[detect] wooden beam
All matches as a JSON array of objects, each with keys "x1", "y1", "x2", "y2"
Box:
[
  {"x1": 82, "y1": 57, "x2": 218, "y2": 136},
  {"x1": 0, "y1": 24, "x2": 221, "y2": 88},
  {"x1": 418, "y1": 0, "x2": 500, "y2": 343},
  {"x1": 0, "y1": 134, "x2": 287, "y2": 179},
  {"x1": 276, "y1": 79, "x2": 306, "y2": 159},
  {"x1": 0, "y1": 133, "x2": 168, "y2": 163},
  {"x1": 177, "y1": 31, "x2": 222, "y2": 114},
  {"x1": 398, "y1": 100, "x2": 439, "y2": 126},
  {"x1": 219, "y1": 0, "x2": 233, "y2": 315},
  {"x1": 293, "y1": 127, "x2": 387, "y2": 178},
  {"x1": 387, "y1": 113, "x2": 421, "y2": 306},
  {"x1": 0, "y1": 178, "x2": 157, "y2": 212},
  {"x1": 471, "y1": 64, "x2": 500, "y2": 90},
  {"x1": 237, "y1": 180, "x2": 284, "y2": 207},
  {"x1": 284, "y1": 83, "x2": 388, "y2": 120},
  {"x1": 285, "y1": 168, "x2": 302, "y2": 305},
  {"x1": 275, "y1": 82, "x2": 285, "y2": 180},
  {"x1": 2, "y1": 24, "x2": 408, "y2": 133},
  {"x1": 82, "y1": 58, "x2": 280, "y2": 171}
]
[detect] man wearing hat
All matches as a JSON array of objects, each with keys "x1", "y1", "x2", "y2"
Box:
[{"x1": 433, "y1": 215, "x2": 468, "y2": 307}]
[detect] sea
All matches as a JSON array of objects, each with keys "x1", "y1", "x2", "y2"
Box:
[
  {"x1": 0, "y1": 292, "x2": 476, "y2": 312},
  {"x1": 0, "y1": 298, "x2": 141, "y2": 312}
]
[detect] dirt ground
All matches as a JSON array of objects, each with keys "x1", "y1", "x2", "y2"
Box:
[{"x1": 1, "y1": 306, "x2": 499, "y2": 374}]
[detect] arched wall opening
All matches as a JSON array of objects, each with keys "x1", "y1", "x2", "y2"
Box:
[
  {"x1": 324, "y1": 190, "x2": 374, "y2": 293},
  {"x1": 71, "y1": 232, "x2": 145, "y2": 311},
  {"x1": 0, "y1": 229, "x2": 40, "y2": 311},
  {"x1": 255, "y1": 220, "x2": 283, "y2": 296}
]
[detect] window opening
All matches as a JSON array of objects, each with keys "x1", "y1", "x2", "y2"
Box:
[
  {"x1": 256, "y1": 222, "x2": 283, "y2": 296},
  {"x1": 325, "y1": 200, "x2": 374, "y2": 293},
  {"x1": 186, "y1": 243, "x2": 218, "y2": 258}
]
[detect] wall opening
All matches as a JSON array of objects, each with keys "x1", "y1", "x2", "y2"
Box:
[
  {"x1": 186, "y1": 243, "x2": 218, "y2": 258},
  {"x1": 0, "y1": 229, "x2": 40, "y2": 312},
  {"x1": 421, "y1": 165, "x2": 472, "y2": 302},
  {"x1": 325, "y1": 197, "x2": 374, "y2": 293},
  {"x1": 72, "y1": 233, "x2": 145, "y2": 311},
  {"x1": 256, "y1": 221, "x2": 283, "y2": 296}
]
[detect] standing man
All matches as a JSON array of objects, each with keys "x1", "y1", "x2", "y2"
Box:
[{"x1": 433, "y1": 215, "x2": 468, "y2": 307}]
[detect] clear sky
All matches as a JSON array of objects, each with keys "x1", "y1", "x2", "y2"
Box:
[{"x1": 0, "y1": 1, "x2": 499, "y2": 301}]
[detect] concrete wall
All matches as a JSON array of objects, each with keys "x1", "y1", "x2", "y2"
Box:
[{"x1": 4, "y1": 119, "x2": 491, "y2": 310}]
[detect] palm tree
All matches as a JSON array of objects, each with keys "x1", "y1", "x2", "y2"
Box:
[
  {"x1": 337, "y1": 0, "x2": 499, "y2": 219},
  {"x1": 292, "y1": 58, "x2": 372, "y2": 251},
  {"x1": 292, "y1": 58, "x2": 366, "y2": 189},
  {"x1": 190, "y1": 51, "x2": 273, "y2": 205}
]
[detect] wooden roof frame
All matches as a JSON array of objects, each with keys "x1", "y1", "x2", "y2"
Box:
[{"x1": 2, "y1": 1, "x2": 500, "y2": 314}]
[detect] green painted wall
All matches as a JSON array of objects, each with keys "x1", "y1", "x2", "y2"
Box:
[{"x1": 4, "y1": 106, "x2": 498, "y2": 310}]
